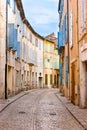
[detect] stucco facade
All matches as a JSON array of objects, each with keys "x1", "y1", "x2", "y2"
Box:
[
  {"x1": 58, "y1": 0, "x2": 87, "y2": 107},
  {"x1": 78, "y1": 0, "x2": 87, "y2": 108},
  {"x1": 0, "y1": 0, "x2": 44, "y2": 98},
  {"x1": 43, "y1": 33, "x2": 59, "y2": 88},
  {"x1": 58, "y1": 0, "x2": 69, "y2": 98},
  {"x1": 68, "y1": 0, "x2": 79, "y2": 105},
  {"x1": 0, "y1": 0, "x2": 6, "y2": 98}
]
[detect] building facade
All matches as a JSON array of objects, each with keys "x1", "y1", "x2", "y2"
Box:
[
  {"x1": 0, "y1": 0, "x2": 44, "y2": 98},
  {"x1": 43, "y1": 33, "x2": 59, "y2": 88},
  {"x1": 0, "y1": 0, "x2": 6, "y2": 98},
  {"x1": 58, "y1": 0, "x2": 79, "y2": 105},
  {"x1": 69, "y1": 0, "x2": 79, "y2": 106},
  {"x1": 0, "y1": 0, "x2": 59, "y2": 99},
  {"x1": 78, "y1": 0, "x2": 87, "y2": 108},
  {"x1": 58, "y1": 0, "x2": 69, "y2": 98},
  {"x1": 58, "y1": 0, "x2": 87, "y2": 107}
]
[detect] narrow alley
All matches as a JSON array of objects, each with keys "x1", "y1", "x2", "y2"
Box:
[{"x1": 0, "y1": 89, "x2": 84, "y2": 130}]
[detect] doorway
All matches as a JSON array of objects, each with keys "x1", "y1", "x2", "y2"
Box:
[
  {"x1": 71, "y1": 63, "x2": 75, "y2": 104},
  {"x1": 8, "y1": 66, "x2": 12, "y2": 96},
  {"x1": 39, "y1": 77, "x2": 42, "y2": 88}
]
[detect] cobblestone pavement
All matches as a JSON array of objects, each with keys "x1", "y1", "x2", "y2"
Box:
[
  {"x1": 56, "y1": 91, "x2": 87, "y2": 130},
  {"x1": 0, "y1": 89, "x2": 84, "y2": 130}
]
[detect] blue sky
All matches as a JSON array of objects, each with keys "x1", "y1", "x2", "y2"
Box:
[{"x1": 22, "y1": 0, "x2": 59, "y2": 36}]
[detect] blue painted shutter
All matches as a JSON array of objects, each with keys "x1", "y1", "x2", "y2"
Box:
[
  {"x1": 14, "y1": 0, "x2": 16, "y2": 13},
  {"x1": 70, "y1": 10, "x2": 72, "y2": 46},
  {"x1": 62, "y1": 21, "x2": 65, "y2": 46},
  {"x1": 60, "y1": 63, "x2": 62, "y2": 85},
  {"x1": 8, "y1": 24, "x2": 14, "y2": 48},
  {"x1": 17, "y1": 11, "x2": 21, "y2": 26},
  {"x1": 22, "y1": 24, "x2": 26, "y2": 36},
  {"x1": 23, "y1": 43, "x2": 24, "y2": 60},
  {"x1": 7, "y1": 0, "x2": 10, "y2": 4},
  {"x1": 58, "y1": 31, "x2": 62, "y2": 55},
  {"x1": 63, "y1": 16, "x2": 66, "y2": 45},
  {"x1": 17, "y1": 42, "x2": 20, "y2": 59},
  {"x1": 22, "y1": 24, "x2": 24, "y2": 36},
  {"x1": 65, "y1": 13, "x2": 68, "y2": 42},
  {"x1": 13, "y1": 29, "x2": 18, "y2": 51},
  {"x1": 65, "y1": 56, "x2": 68, "y2": 86}
]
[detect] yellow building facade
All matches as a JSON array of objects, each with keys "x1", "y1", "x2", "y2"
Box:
[
  {"x1": 69, "y1": 0, "x2": 79, "y2": 106},
  {"x1": 78, "y1": 0, "x2": 87, "y2": 108},
  {"x1": 58, "y1": 0, "x2": 87, "y2": 107},
  {"x1": 43, "y1": 34, "x2": 59, "y2": 88}
]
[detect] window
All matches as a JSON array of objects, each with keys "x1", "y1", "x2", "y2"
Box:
[
  {"x1": 69, "y1": 10, "x2": 73, "y2": 47},
  {"x1": 35, "y1": 38, "x2": 38, "y2": 47},
  {"x1": 45, "y1": 74, "x2": 48, "y2": 85},
  {"x1": 30, "y1": 33, "x2": 32, "y2": 43},
  {"x1": 50, "y1": 75, "x2": 52, "y2": 85},
  {"x1": 57, "y1": 74, "x2": 59, "y2": 86},
  {"x1": 14, "y1": 0, "x2": 16, "y2": 13},
  {"x1": 82, "y1": 0, "x2": 86, "y2": 30},
  {"x1": 39, "y1": 41, "x2": 41, "y2": 50},
  {"x1": 54, "y1": 75, "x2": 56, "y2": 85},
  {"x1": 65, "y1": 56, "x2": 68, "y2": 86}
]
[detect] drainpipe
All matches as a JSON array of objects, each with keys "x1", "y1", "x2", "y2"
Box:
[
  {"x1": 77, "y1": 0, "x2": 80, "y2": 106},
  {"x1": 5, "y1": 0, "x2": 8, "y2": 99},
  {"x1": 67, "y1": 0, "x2": 70, "y2": 99}
]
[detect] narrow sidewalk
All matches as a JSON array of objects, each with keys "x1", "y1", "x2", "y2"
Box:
[
  {"x1": 0, "y1": 89, "x2": 37, "y2": 113},
  {"x1": 56, "y1": 92, "x2": 87, "y2": 130}
]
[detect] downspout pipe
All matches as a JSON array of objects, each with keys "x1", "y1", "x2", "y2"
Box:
[
  {"x1": 77, "y1": 0, "x2": 80, "y2": 106},
  {"x1": 67, "y1": 0, "x2": 70, "y2": 99},
  {"x1": 5, "y1": 0, "x2": 8, "y2": 99}
]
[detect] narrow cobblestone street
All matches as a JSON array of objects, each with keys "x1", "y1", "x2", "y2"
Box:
[{"x1": 0, "y1": 89, "x2": 84, "y2": 130}]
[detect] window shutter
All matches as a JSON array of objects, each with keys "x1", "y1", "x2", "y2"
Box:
[
  {"x1": 65, "y1": 56, "x2": 68, "y2": 86},
  {"x1": 7, "y1": 0, "x2": 10, "y2": 4},
  {"x1": 17, "y1": 11, "x2": 21, "y2": 26},
  {"x1": 14, "y1": 0, "x2": 16, "y2": 13},
  {"x1": 60, "y1": 62, "x2": 62, "y2": 85},
  {"x1": 8, "y1": 24, "x2": 14, "y2": 48},
  {"x1": 82, "y1": 0, "x2": 86, "y2": 29},
  {"x1": 13, "y1": 29, "x2": 18, "y2": 51},
  {"x1": 69, "y1": 10, "x2": 73, "y2": 47},
  {"x1": 65, "y1": 13, "x2": 68, "y2": 42},
  {"x1": 17, "y1": 42, "x2": 20, "y2": 59}
]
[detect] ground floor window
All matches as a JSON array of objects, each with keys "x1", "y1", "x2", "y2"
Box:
[
  {"x1": 57, "y1": 74, "x2": 59, "y2": 86},
  {"x1": 54, "y1": 75, "x2": 56, "y2": 85},
  {"x1": 50, "y1": 74, "x2": 52, "y2": 85},
  {"x1": 45, "y1": 74, "x2": 48, "y2": 85}
]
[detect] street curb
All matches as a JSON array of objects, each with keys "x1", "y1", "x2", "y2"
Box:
[
  {"x1": 55, "y1": 93, "x2": 87, "y2": 130},
  {"x1": 0, "y1": 89, "x2": 38, "y2": 113}
]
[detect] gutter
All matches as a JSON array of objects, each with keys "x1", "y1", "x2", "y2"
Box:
[
  {"x1": 67, "y1": 0, "x2": 70, "y2": 99},
  {"x1": 5, "y1": 0, "x2": 8, "y2": 99},
  {"x1": 77, "y1": 0, "x2": 80, "y2": 106}
]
